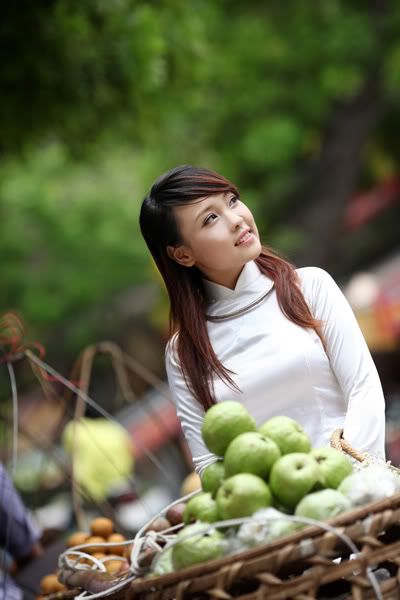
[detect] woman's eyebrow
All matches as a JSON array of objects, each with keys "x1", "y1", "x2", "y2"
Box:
[
  {"x1": 195, "y1": 204, "x2": 216, "y2": 222},
  {"x1": 194, "y1": 193, "x2": 232, "y2": 222}
]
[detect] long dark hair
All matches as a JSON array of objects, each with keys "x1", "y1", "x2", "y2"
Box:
[{"x1": 139, "y1": 165, "x2": 322, "y2": 410}]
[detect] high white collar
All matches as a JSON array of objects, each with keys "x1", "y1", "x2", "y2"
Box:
[{"x1": 202, "y1": 260, "x2": 273, "y2": 307}]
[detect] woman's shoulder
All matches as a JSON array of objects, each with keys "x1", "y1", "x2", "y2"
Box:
[
  {"x1": 296, "y1": 266, "x2": 335, "y2": 287},
  {"x1": 295, "y1": 266, "x2": 339, "y2": 303}
]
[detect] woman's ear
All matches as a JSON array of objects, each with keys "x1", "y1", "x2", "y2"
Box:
[{"x1": 167, "y1": 245, "x2": 195, "y2": 267}]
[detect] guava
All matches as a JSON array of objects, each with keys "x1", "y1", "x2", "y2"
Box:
[
  {"x1": 258, "y1": 416, "x2": 311, "y2": 455},
  {"x1": 171, "y1": 523, "x2": 224, "y2": 570},
  {"x1": 224, "y1": 432, "x2": 281, "y2": 479},
  {"x1": 152, "y1": 546, "x2": 174, "y2": 576},
  {"x1": 295, "y1": 489, "x2": 351, "y2": 521},
  {"x1": 201, "y1": 401, "x2": 256, "y2": 456},
  {"x1": 201, "y1": 461, "x2": 225, "y2": 497},
  {"x1": 183, "y1": 492, "x2": 219, "y2": 524},
  {"x1": 269, "y1": 453, "x2": 320, "y2": 510},
  {"x1": 311, "y1": 446, "x2": 353, "y2": 489},
  {"x1": 216, "y1": 473, "x2": 272, "y2": 519}
]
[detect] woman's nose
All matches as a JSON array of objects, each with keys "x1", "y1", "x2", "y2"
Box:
[{"x1": 230, "y1": 213, "x2": 244, "y2": 230}]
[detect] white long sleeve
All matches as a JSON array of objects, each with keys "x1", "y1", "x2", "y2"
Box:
[
  {"x1": 165, "y1": 334, "x2": 219, "y2": 473},
  {"x1": 165, "y1": 261, "x2": 386, "y2": 474},
  {"x1": 300, "y1": 267, "x2": 386, "y2": 459}
]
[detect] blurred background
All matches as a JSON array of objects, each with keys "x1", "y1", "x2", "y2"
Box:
[{"x1": 1, "y1": 0, "x2": 400, "y2": 595}]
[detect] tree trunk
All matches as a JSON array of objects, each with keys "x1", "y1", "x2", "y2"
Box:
[{"x1": 290, "y1": 72, "x2": 383, "y2": 273}]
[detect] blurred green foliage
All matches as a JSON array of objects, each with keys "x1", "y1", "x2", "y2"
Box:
[
  {"x1": 1, "y1": 0, "x2": 400, "y2": 349},
  {"x1": 1, "y1": 144, "x2": 149, "y2": 324}
]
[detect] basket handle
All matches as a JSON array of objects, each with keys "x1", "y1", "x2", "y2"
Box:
[{"x1": 330, "y1": 428, "x2": 368, "y2": 463}]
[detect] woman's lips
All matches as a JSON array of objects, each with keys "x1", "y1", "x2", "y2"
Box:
[{"x1": 236, "y1": 230, "x2": 255, "y2": 246}]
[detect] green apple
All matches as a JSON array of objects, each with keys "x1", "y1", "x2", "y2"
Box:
[
  {"x1": 183, "y1": 492, "x2": 219, "y2": 524},
  {"x1": 172, "y1": 523, "x2": 224, "y2": 570},
  {"x1": 311, "y1": 446, "x2": 353, "y2": 489},
  {"x1": 269, "y1": 453, "x2": 320, "y2": 510},
  {"x1": 201, "y1": 461, "x2": 225, "y2": 497},
  {"x1": 258, "y1": 416, "x2": 311, "y2": 455},
  {"x1": 216, "y1": 473, "x2": 272, "y2": 519},
  {"x1": 295, "y1": 489, "x2": 351, "y2": 521},
  {"x1": 224, "y1": 432, "x2": 281, "y2": 479},
  {"x1": 201, "y1": 402, "x2": 256, "y2": 456}
]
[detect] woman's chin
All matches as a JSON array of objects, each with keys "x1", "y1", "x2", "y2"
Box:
[{"x1": 247, "y1": 239, "x2": 262, "y2": 259}]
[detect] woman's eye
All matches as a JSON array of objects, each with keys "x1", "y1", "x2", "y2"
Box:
[
  {"x1": 204, "y1": 213, "x2": 217, "y2": 225},
  {"x1": 203, "y1": 197, "x2": 239, "y2": 225}
]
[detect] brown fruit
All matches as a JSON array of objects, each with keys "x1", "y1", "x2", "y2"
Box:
[
  {"x1": 144, "y1": 517, "x2": 170, "y2": 533},
  {"x1": 166, "y1": 503, "x2": 186, "y2": 525},
  {"x1": 66, "y1": 531, "x2": 89, "y2": 547},
  {"x1": 90, "y1": 517, "x2": 114, "y2": 538},
  {"x1": 85, "y1": 536, "x2": 106, "y2": 554},
  {"x1": 118, "y1": 559, "x2": 130, "y2": 573},
  {"x1": 107, "y1": 533, "x2": 126, "y2": 555},
  {"x1": 105, "y1": 559, "x2": 125, "y2": 575},
  {"x1": 140, "y1": 547, "x2": 157, "y2": 567},
  {"x1": 40, "y1": 574, "x2": 64, "y2": 594},
  {"x1": 91, "y1": 552, "x2": 106, "y2": 561}
]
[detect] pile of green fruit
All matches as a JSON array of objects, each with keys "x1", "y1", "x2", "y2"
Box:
[
  {"x1": 197, "y1": 402, "x2": 353, "y2": 521},
  {"x1": 152, "y1": 402, "x2": 361, "y2": 573}
]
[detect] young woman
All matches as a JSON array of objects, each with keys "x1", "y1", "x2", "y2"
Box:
[{"x1": 139, "y1": 165, "x2": 386, "y2": 474}]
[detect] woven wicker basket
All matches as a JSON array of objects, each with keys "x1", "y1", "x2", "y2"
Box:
[
  {"x1": 52, "y1": 431, "x2": 400, "y2": 599},
  {"x1": 126, "y1": 430, "x2": 400, "y2": 599},
  {"x1": 125, "y1": 492, "x2": 400, "y2": 600}
]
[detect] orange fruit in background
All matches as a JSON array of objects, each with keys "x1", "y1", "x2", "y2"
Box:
[
  {"x1": 107, "y1": 533, "x2": 126, "y2": 555},
  {"x1": 84, "y1": 536, "x2": 106, "y2": 554},
  {"x1": 181, "y1": 471, "x2": 201, "y2": 496},
  {"x1": 66, "y1": 531, "x2": 89, "y2": 547},
  {"x1": 91, "y1": 552, "x2": 107, "y2": 561},
  {"x1": 105, "y1": 559, "x2": 123, "y2": 574},
  {"x1": 40, "y1": 573, "x2": 64, "y2": 594},
  {"x1": 90, "y1": 517, "x2": 114, "y2": 538},
  {"x1": 124, "y1": 543, "x2": 134, "y2": 559}
]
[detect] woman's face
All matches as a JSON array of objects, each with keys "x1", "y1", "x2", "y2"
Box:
[{"x1": 167, "y1": 192, "x2": 262, "y2": 289}]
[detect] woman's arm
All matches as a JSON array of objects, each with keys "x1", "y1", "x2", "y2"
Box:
[
  {"x1": 300, "y1": 267, "x2": 386, "y2": 459},
  {"x1": 165, "y1": 336, "x2": 219, "y2": 475}
]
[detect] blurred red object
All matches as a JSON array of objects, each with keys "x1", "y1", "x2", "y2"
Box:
[{"x1": 344, "y1": 177, "x2": 400, "y2": 231}]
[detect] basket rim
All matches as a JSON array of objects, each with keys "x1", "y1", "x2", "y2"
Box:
[{"x1": 129, "y1": 490, "x2": 400, "y2": 593}]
